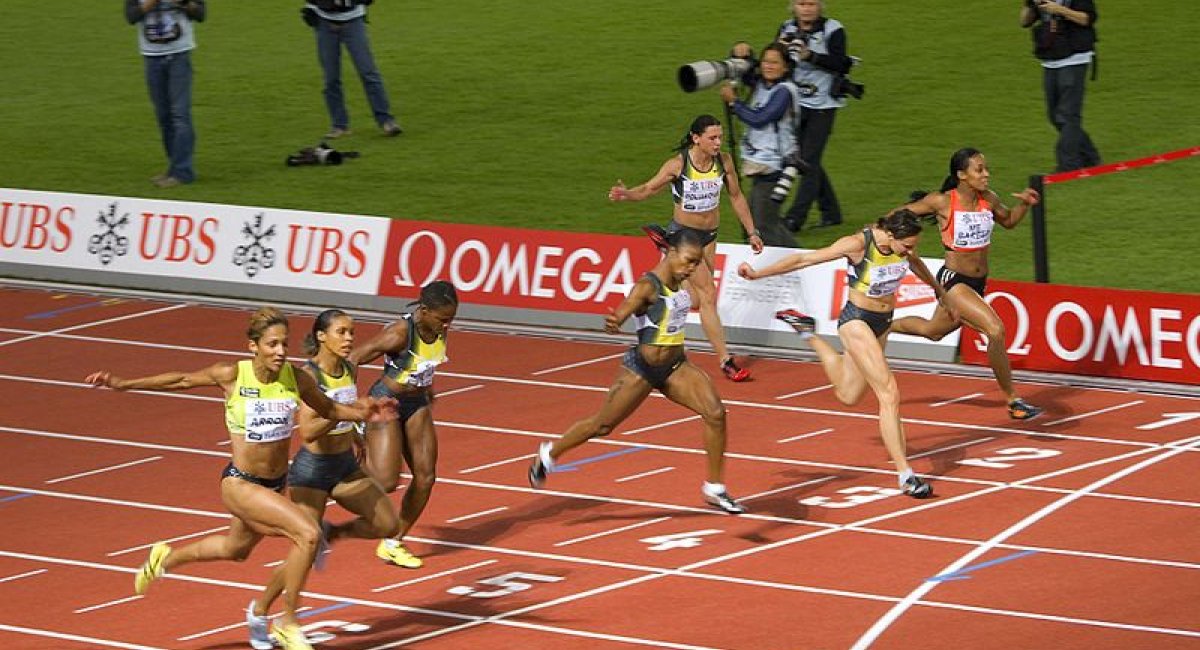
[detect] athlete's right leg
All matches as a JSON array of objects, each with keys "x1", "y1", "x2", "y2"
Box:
[
  {"x1": 838, "y1": 324, "x2": 907, "y2": 471},
  {"x1": 808, "y1": 331, "x2": 870, "y2": 406},
  {"x1": 254, "y1": 487, "x2": 330, "y2": 619},
  {"x1": 330, "y1": 475, "x2": 400, "y2": 541},
  {"x1": 890, "y1": 301, "x2": 960, "y2": 341},
  {"x1": 362, "y1": 419, "x2": 404, "y2": 492},
  {"x1": 688, "y1": 247, "x2": 729, "y2": 362},
  {"x1": 549, "y1": 367, "x2": 652, "y2": 462},
  {"x1": 951, "y1": 287, "x2": 1040, "y2": 418}
]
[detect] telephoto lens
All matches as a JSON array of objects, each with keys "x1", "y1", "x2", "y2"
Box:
[{"x1": 770, "y1": 166, "x2": 800, "y2": 203}]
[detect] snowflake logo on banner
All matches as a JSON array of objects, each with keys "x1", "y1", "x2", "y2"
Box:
[
  {"x1": 87, "y1": 202, "x2": 130, "y2": 266},
  {"x1": 233, "y1": 213, "x2": 277, "y2": 278}
]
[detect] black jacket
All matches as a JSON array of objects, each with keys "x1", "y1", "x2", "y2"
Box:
[{"x1": 1029, "y1": 0, "x2": 1098, "y2": 61}]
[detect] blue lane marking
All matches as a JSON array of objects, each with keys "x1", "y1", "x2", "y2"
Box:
[
  {"x1": 553, "y1": 446, "x2": 647, "y2": 473},
  {"x1": 26, "y1": 299, "x2": 117, "y2": 320},
  {"x1": 298, "y1": 602, "x2": 355, "y2": 619},
  {"x1": 927, "y1": 550, "x2": 1039, "y2": 582},
  {"x1": 0, "y1": 493, "x2": 33, "y2": 504}
]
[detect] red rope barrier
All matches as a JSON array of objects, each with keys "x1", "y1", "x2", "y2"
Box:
[{"x1": 1043, "y1": 145, "x2": 1200, "y2": 185}]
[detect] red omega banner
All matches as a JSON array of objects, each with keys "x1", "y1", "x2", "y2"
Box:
[
  {"x1": 959, "y1": 280, "x2": 1200, "y2": 385},
  {"x1": 375, "y1": 219, "x2": 666, "y2": 312}
]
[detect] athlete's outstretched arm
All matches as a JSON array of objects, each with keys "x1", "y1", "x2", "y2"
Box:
[
  {"x1": 604, "y1": 278, "x2": 657, "y2": 334},
  {"x1": 350, "y1": 320, "x2": 407, "y2": 366},
  {"x1": 992, "y1": 188, "x2": 1040, "y2": 229},
  {"x1": 609, "y1": 157, "x2": 681, "y2": 203},
  {"x1": 295, "y1": 368, "x2": 396, "y2": 425},
  {"x1": 738, "y1": 233, "x2": 864, "y2": 280},
  {"x1": 85, "y1": 362, "x2": 234, "y2": 393}
]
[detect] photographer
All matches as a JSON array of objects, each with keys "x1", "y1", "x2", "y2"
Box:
[
  {"x1": 775, "y1": 0, "x2": 854, "y2": 231},
  {"x1": 1020, "y1": 0, "x2": 1100, "y2": 172},
  {"x1": 719, "y1": 42, "x2": 800, "y2": 248},
  {"x1": 303, "y1": 0, "x2": 401, "y2": 138},
  {"x1": 125, "y1": 0, "x2": 206, "y2": 188}
]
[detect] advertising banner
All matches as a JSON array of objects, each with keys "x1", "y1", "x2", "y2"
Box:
[{"x1": 959, "y1": 279, "x2": 1200, "y2": 385}]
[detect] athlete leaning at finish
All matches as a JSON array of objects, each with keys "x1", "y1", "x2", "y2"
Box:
[
  {"x1": 888, "y1": 147, "x2": 1044, "y2": 420},
  {"x1": 609, "y1": 114, "x2": 764, "y2": 383},
  {"x1": 529, "y1": 228, "x2": 746, "y2": 514},
  {"x1": 85, "y1": 307, "x2": 396, "y2": 650},
  {"x1": 739, "y1": 211, "x2": 951, "y2": 498},
  {"x1": 247, "y1": 309, "x2": 401, "y2": 649},
  {"x1": 351, "y1": 281, "x2": 458, "y2": 568}
]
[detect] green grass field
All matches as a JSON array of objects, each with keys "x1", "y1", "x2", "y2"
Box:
[{"x1": 1, "y1": 1, "x2": 1196, "y2": 292}]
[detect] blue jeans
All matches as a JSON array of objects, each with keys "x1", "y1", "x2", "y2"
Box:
[
  {"x1": 144, "y1": 52, "x2": 195, "y2": 183},
  {"x1": 1043, "y1": 63, "x2": 1101, "y2": 172},
  {"x1": 315, "y1": 17, "x2": 394, "y2": 129}
]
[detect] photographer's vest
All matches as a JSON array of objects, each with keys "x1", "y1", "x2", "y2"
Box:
[
  {"x1": 137, "y1": 3, "x2": 197, "y2": 56},
  {"x1": 671, "y1": 152, "x2": 725, "y2": 213},
  {"x1": 306, "y1": 1, "x2": 366, "y2": 22},
  {"x1": 633, "y1": 273, "x2": 691, "y2": 346},
  {"x1": 741, "y1": 82, "x2": 799, "y2": 172},
  {"x1": 778, "y1": 18, "x2": 847, "y2": 110}
]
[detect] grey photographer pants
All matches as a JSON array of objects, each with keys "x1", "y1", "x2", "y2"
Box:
[
  {"x1": 1044, "y1": 62, "x2": 1100, "y2": 172},
  {"x1": 747, "y1": 173, "x2": 799, "y2": 248},
  {"x1": 785, "y1": 107, "x2": 842, "y2": 228}
]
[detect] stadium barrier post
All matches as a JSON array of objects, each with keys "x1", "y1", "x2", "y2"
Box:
[{"x1": 1030, "y1": 173, "x2": 1049, "y2": 283}]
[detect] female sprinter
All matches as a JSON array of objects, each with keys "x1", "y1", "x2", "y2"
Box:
[
  {"x1": 85, "y1": 307, "x2": 396, "y2": 650},
  {"x1": 351, "y1": 280, "x2": 458, "y2": 568},
  {"x1": 738, "y1": 211, "x2": 949, "y2": 498},
  {"x1": 889, "y1": 147, "x2": 1044, "y2": 420},
  {"x1": 528, "y1": 228, "x2": 745, "y2": 514},
  {"x1": 248, "y1": 309, "x2": 400, "y2": 649},
  {"x1": 609, "y1": 114, "x2": 764, "y2": 382}
]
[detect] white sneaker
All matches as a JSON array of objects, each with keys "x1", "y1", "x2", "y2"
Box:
[{"x1": 246, "y1": 601, "x2": 272, "y2": 650}]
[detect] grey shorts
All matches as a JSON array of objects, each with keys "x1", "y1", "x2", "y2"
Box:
[
  {"x1": 836, "y1": 301, "x2": 893, "y2": 338},
  {"x1": 287, "y1": 448, "x2": 361, "y2": 493},
  {"x1": 665, "y1": 220, "x2": 719, "y2": 247},
  {"x1": 622, "y1": 346, "x2": 685, "y2": 391},
  {"x1": 368, "y1": 380, "x2": 431, "y2": 423}
]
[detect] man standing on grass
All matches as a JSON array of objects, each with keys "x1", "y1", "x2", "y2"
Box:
[
  {"x1": 1021, "y1": 0, "x2": 1101, "y2": 172},
  {"x1": 125, "y1": 0, "x2": 205, "y2": 189}
]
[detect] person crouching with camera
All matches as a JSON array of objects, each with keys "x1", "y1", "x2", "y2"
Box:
[
  {"x1": 719, "y1": 42, "x2": 800, "y2": 248},
  {"x1": 776, "y1": 0, "x2": 854, "y2": 231}
]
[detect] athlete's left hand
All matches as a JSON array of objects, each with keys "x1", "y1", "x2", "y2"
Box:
[
  {"x1": 365, "y1": 396, "x2": 399, "y2": 422},
  {"x1": 1012, "y1": 188, "x2": 1040, "y2": 205},
  {"x1": 748, "y1": 233, "x2": 764, "y2": 253},
  {"x1": 603, "y1": 309, "x2": 621, "y2": 334}
]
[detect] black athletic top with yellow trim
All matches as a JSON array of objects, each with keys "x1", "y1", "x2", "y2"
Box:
[
  {"x1": 381, "y1": 313, "x2": 448, "y2": 388},
  {"x1": 846, "y1": 228, "x2": 910, "y2": 299},
  {"x1": 633, "y1": 273, "x2": 691, "y2": 346},
  {"x1": 671, "y1": 151, "x2": 725, "y2": 213}
]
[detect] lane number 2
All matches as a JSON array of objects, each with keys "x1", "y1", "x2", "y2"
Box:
[
  {"x1": 447, "y1": 572, "x2": 563, "y2": 598},
  {"x1": 957, "y1": 447, "x2": 1061, "y2": 469}
]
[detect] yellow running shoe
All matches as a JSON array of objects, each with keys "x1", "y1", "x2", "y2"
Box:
[
  {"x1": 375, "y1": 538, "x2": 423, "y2": 568},
  {"x1": 270, "y1": 622, "x2": 314, "y2": 650},
  {"x1": 134, "y1": 542, "x2": 171, "y2": 595}
]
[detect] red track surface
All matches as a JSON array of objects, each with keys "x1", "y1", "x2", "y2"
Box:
[{"x1": 1, "y1": 284, "x2": 1198, "y2": 649}]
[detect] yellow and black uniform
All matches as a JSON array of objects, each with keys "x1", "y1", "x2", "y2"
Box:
[
  {"x1": 665, "y1": 151, "x2": 723, "y2": 246},
  {"x1": 289, "y1": 359, "x2": 364, "y2": 493},
  {"x1": 838, "y1": 228, "x2": 909, "y2": 337},
  {"x1": 368, "y1": 313, "x2": 448, "y2": 422},
  {"x1": 622, "y1": 273, "x2": 691, "y2": 390},
  {"x1": 222, "y1": 359, "x2": 300, "y2": 491}
]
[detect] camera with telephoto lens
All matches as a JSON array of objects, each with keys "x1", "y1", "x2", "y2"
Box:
[
  {"x1": 677, "y1": 57, "x2": 753, "y2": 93},
  {"x1": 831, "y1": 74, "x2": 865, "y2": 100},
  {"x1": 285, "y1": 142, "x2": 357, "y2": 167},
  {"x1": 769, "y1": 151, "x2": 811, "y2": 203}
]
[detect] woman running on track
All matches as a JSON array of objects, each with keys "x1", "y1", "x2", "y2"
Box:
[
  {"x1": 352, "y1": 281, "x2": 457, "y2": 568},
  {"x1": 738, "y1": 211, "x2": 949, "y2": 498},
  {"x1": 85, "y1": 307, "x2": 396, "y2": 650},
  {"x1": 248, "y1": 309, "x2": 400, "y2": 649},
  {"x1": 888, "y1": 147, "x2": 1044, "y2": 420},
  {"x1": 609, "y1": 114, "x2": 764, "y2": 382},
  {"x1": 529, "y1": 228, "x2": 746, "y2": 514}
]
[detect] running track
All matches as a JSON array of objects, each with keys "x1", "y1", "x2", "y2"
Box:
[{"x1": 1, "y1": 283, "x2": 1198, "y2": 649}]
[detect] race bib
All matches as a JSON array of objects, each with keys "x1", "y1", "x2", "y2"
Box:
[
  {"x1": 952, "y1": 210, "x2": 994, "y2": 249},
  {"x1": 663, "y1": 291, "x2": 692, "y2": 335},
  {"x1": 867, "y1": 261, "x2": 908, "y2": 298},
  {"x1": 327, "y1": 385, "x2": 357, "y2": 434},
  {"x1": 404, "y1": 358, "x2": 443, "y2": 387},
  {"x1": 243, "y1": 398, "x2": 296, "y2": 443}
]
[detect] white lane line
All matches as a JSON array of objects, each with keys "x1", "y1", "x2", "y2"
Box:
[
  {"x1": 930, "y1": 392, "x2": 984, "y2": 408},
  {"x1": 532, "y1": 352, "x2": 625, "y2": 376},
  {"x1": 620, "y1": 415, "x2": 702, "y2": 436},
  {"x1": 0, "y1": 303, "x2": 189, "y2": 348},
  {"x1": 849, "y1": 435, "x2": 1200, "y2": 650},
  {"x1": 45, "y1": 456, "x2": 163, "y2": 484},
  {"x1": 904, "y1": 437, "x2": 996, "y2": 461},
  {"x1": 437, "y1": 384, "x2": 485, "y2": 398},
  {"x1": 73, "y1": 594, "x2": 144, "y2": 613},
  {"x1": 0, "y1": 624, "x2": 169, "y2": 650},
  {"x1": 777, "y1": 427, "x2": 834, "y2": 443},
  {"x1": 775, "y1": 383, "x2": 833, "y2": 400},
  {"x1": 1042, "y1": 400, "x2": 1146, "y2": 427},
  {"x1": 740, "y1": 476, "x2": 838, "y2": 502},
  {"x1": 0, "y1": 568, "x2": 47, "y2": 583},
  {"x1": 459, "y1": 452, "x2": 534, "y2": 474},
  {"x1": 371, "y1": 560, "x2": 498, "y2": 593},
  {"x1": 446, "y1": 506, "x2": 509, "y2": 524},
  {"x1": 615, "y1": 467, "x2": 675, "y2": 483},
  {"x1": 108, "y1": 526, "x2": 230, "y2": 557},
  {"x1": 553, "y1": 517, "x2": 673, "y2": 548}
]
